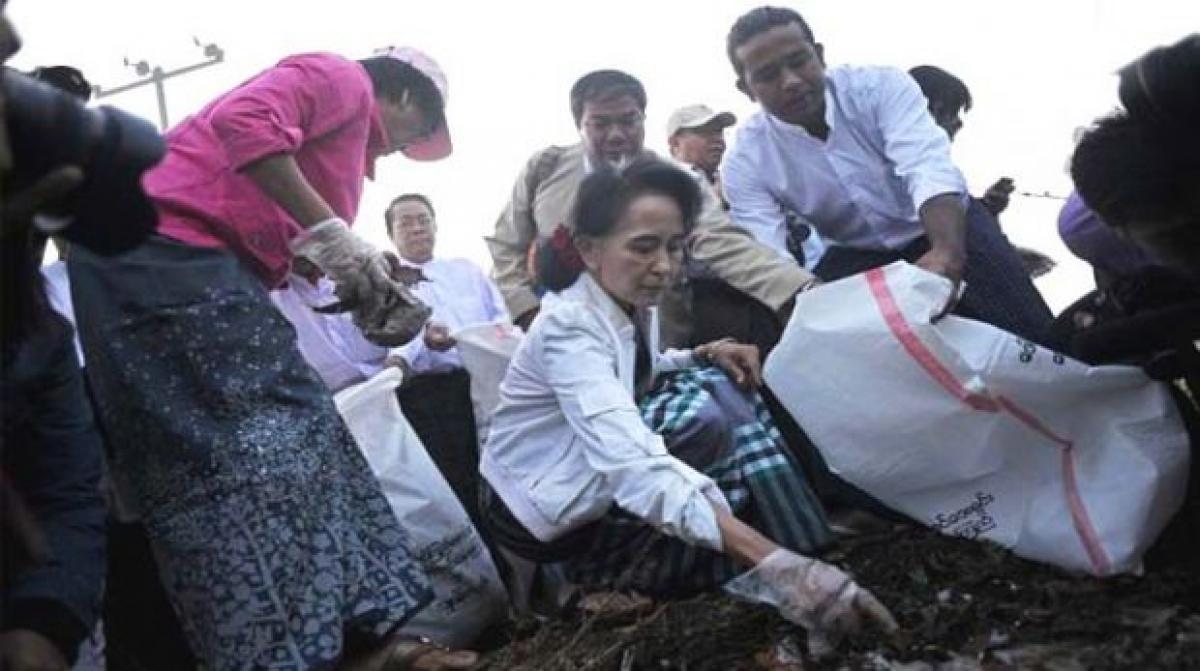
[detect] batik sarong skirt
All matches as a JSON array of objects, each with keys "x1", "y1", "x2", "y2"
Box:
[{"x1": 68, "y1": 237, "x2": 433, "y2": 670}]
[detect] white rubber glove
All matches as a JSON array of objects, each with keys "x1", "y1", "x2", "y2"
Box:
[
  {"x1": 291, "y1": 218, "x2": 431, "y2": 345},
  {"x1": 723, "y1": 549, "x2": 897, "y2": 657}
]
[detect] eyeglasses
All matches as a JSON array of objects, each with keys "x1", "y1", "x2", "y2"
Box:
[
  {"x1": 398, "y1": 215, "x2": 433, "y2": 229},
  {"x1": 583, "y1": 112, "x2": 645, "y2": 135}
]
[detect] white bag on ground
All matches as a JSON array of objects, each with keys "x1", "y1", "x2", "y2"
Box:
[
  {"x1": 334, "y1": 369, "x2": 507, "y2": 646},
  {"x1": 453, "y1": 322, "x2": 524, "y2": 446},
  {"x1": 764, "y1": 261, "x2": 1191, "y2": 576}
]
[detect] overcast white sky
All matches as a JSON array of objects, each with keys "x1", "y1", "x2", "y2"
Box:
[{"x1": 11, "y1": 0, "x2": 1199, "y2": 310}]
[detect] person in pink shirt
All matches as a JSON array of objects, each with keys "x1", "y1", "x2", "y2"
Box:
[{"x1": 66, "y1": 47, "x2": 478, "y2": 670}]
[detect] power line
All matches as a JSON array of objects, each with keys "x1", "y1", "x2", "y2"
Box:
[{"x1": 1015, "y1": 189, "x2": 1069, "y2": 201}]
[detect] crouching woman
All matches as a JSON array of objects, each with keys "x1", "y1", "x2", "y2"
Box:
[{"x1": 480, "y1": 158, "x2": 896, "y2": 643}]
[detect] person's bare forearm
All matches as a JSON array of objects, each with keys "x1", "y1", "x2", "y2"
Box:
[
  {"x1": 717, "y1": 508, "x2": 778, "y2": 567},
  {"x1": 919, "y1": 193, "x2": 967, "y2": 262},
  {"x1": 242, "y1": 153, "x2": 335, "y2": 229}
]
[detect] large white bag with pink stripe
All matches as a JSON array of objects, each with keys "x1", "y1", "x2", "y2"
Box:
[{"x1": 764, "y1": 261, "x2": 1191, "y2": 576}]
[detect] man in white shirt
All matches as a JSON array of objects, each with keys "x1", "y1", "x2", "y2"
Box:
[
  {"x1": 388, "y1": 194, "x2": 509, "y2": 376},
  {"x1": 387, "y1": 193, "x2": 508, "y2": 532},
  {"x1": 721, "y1": 6, "x2": 1053, "y2": 344}
]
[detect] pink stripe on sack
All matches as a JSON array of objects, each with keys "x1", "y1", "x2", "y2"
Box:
[
  {"x1": 864, "y1": 268, "x2": 1112, "y2": 575},
  {"x1": 995, "y1": 396, "x2": 1112, "y2": 575},
  {"x1": 865, "y1": 271, "x2": 999, "y2": 412}
]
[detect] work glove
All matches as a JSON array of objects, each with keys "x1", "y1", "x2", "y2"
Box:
[
  {"x1": 291, "y1": 218, "x2": 431, "y2": 345},
  {"x1": 724, "y1": 549, "x2": 897, "y2": 658}
]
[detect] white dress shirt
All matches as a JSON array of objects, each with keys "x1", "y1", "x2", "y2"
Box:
[
  {"x1": 393, "y1": 257, "x2": 510, "y2": 375},
  {"x1": 721, "y1": 64, "x2": 968, "y2": 256},
  {"x1": 480, "y1": 272, "x2": 731, "y2": 551},
  {"x1": 41, "y1": 260, "x2": 85, "y2": 365},
  {"x1": 270, "y1": 275, "x2": 389, "y2": 392}
]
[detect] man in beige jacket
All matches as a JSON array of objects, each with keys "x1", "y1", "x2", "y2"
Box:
[{"x1": 486, "y1": 69, "x2": 817, "y2": 349}]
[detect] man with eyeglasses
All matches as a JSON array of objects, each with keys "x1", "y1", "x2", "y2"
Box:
[
  {"x1": 380, "y1": 193, "x2": 508, "y2": 533},
  {"x1": 486, "y1": 69, "x2": 818, "y2": 349}
]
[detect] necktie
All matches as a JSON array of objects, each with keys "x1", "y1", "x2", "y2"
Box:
[{"x1": 633, "y1": 322, "x2": 653, "y2": 399}]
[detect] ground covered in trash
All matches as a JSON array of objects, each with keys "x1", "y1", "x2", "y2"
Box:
[{"x1": 479, "y1": 504, "x2": 1200, "y2": 670}]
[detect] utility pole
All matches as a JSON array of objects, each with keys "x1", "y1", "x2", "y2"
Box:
[{"x1": 94, "y1": 38, "x2": 225, "y2": 131}]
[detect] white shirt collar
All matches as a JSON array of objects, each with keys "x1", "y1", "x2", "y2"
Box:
[
  {"x1": 398, "y1": 254, "x2": 435, "y2": 269},
  {"x1": 558, "y1": 272, "x2": 650, "y2": 337}
]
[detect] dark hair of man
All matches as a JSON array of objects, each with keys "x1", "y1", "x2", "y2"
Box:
[
  {"x1": 1073, "y1": 33, "x2": 1200, "y2": 230},
  {"x1": 908, "y1": 65, "x2": 972, "y2": 114},
  {"x1": 383, "y1": 192, "x2": 436, "y2": 237},
  {"x1": 358, "y1": 56, "x2": 445, "y2": 131},
  {"x1": 1073, "y1": 115, "x2": 1199, "y2": 227},
  {"x1": 537, "y1": 158, "x2": 701, "y2": 292},
  {"x1": 29, "y1": 65, "x2": 92, "y2": 101},
  {"x1": 726, "y1": 6, "x2": 817, "y2": 78},
  {"x1": 569, "y1": 69, "x2": 646, "y2": 127}
]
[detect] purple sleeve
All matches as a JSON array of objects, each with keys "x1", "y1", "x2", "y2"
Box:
[
  {"x1": 209, "y1": 54, "x2": 371, "y2": 170},
  {"x1": 1058, "y1": 191, "x2": 1158, "y2": 276}
]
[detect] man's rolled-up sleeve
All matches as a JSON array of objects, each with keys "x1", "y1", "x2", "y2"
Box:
[
  {"x1": 210, "y1": 56, "x2": 369, "y2": 170},
  {"x1": 873, "y1": 68, "x2": 968, "y2": 212}
]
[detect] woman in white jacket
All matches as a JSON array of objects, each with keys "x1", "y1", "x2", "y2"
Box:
[{"x1": 480, "y1": 158, "x2": 896, "y2": 646}]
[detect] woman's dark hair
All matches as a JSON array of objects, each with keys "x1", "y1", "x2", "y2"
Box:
[
  {"x1": 383, "y1": 193, "x2": 436, "y2": 236},
  {"x1": 569, "y1": 70, "x2": 646, "y2": 127},
  {"x1": 358, "y1": 57, "x2": 445, "y2": 131},
  {"x1": 1072, "y1": 115, "x2": 1198, "y2": 229},
  {"x1": 727, "y1": 6, "x2": 816, "y2": 79},
  {"x1": 536, "y1": 158, "x2": 702, "y2": 291},
  {"x1": 908, "y1": 65, "x2": 972, "y2": 115}
]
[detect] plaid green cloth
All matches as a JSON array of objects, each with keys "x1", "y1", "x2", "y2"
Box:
[{"x1": 567, "y1": 367, "x2": 834, "y2": 596}]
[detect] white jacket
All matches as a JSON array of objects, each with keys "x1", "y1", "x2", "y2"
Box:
[{"x1": 480, "y1": 273, "x2": 730, "y2": 552}]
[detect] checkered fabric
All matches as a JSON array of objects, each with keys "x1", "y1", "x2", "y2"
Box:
[{"x1": 567, "y1": 367, "x2": 834, "y2": 596}]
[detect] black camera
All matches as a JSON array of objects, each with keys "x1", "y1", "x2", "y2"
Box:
[{"x1": 3, "y1": 67, "x2": 164, "y2": 254}]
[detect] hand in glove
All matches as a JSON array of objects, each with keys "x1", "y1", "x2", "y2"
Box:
[
  {"x1": 724, "y1": 549, "x2": 897, "y2": 657},
  {"x1": 291, "y1": 218, "x2": 431, "y2": 345}
]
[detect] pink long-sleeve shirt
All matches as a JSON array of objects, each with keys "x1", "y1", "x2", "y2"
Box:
[{"x1": 144, "y1": 52, "x2": 389, "y2": 287}]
